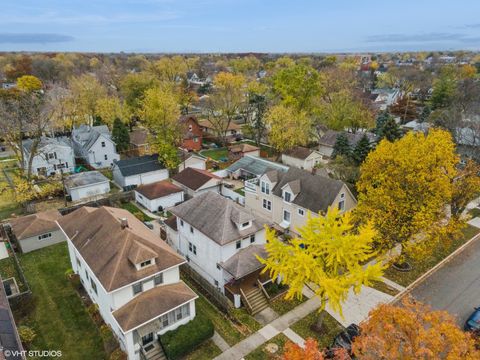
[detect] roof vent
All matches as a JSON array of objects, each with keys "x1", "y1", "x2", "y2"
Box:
[{"x1": 120, "y1": 218, "x2": 129, "y2": 229}]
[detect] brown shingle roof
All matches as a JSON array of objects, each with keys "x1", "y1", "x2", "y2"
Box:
[
  {"x1": 129, "y1": 129, "x2": 148, "y2": 146},
  {"x1": 9, "y1": 209, "x2": 62, "y2": 240},
  {"x1": 198, "y1": 119, "x2": 241, "y2": 131},
  {"x1": 229, "y1": 143, "x2": 259, "y2": 154},
  {"x1": 172, "y1": 167, "x2": 220, "y2": 191},
  {"x1": 283, "y1": 146, "x2": 314, "y2": 160},
  {"x1": 135, "y1": 181, "x2": 183, "y2": 200},
  {"x1": 57, "y1": 206, "x2": 185, "y2": 292},
  {"x1": 112, "y1": 282, "x2": 197, "y2": 332},
  {"x1": 220, "y1": 245, "x2": 267, "y2": 279}
]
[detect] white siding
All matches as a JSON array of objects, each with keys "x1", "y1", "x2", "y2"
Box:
[
  {"x1": 67, "y1": 181, "x2": 110, "y2": 201},
  {"x1": 113, "y1": 168, "x2": 169, "y2": 189},
  {"x1": 26, "y1": 143, "x2": 75, "y2": 176},
  {"x1": 18, "y1": 229, "x2": 66, "y2": 253},
  {"x1": 135, "y1": 191, "x2": 184, "y2": 212}
]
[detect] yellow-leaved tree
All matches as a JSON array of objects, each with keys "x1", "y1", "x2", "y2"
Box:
[
  {"x1": 265, "y1": 104, "x2": 312, "y2": 154},
  {"x1": 16, "y1": 75, "x2": 42, "y2": 92},
  {"x1": 355, "y1": 129, "x2": 460, "y2": 263},
  {"x1": 260, "y1": 208, "x2": 384, "y2": 328}
]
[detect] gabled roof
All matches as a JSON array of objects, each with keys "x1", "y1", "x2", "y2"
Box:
[
  {"x1": 135, "y1": 181, "x2": 183, "y2": 200},
  {"x1": 229, "y1": 143, "x2": 259, "y2": 154},
  {"x1": 271, "y1": 167, "x2": 348, "y2": 213},
  {"x1": 220, "y1": 245, "x2": 267, "y2": 279},
  {"x1": 65, "y1": 171, "x2": 109, "y2": 189},
  {"x1": 73, "y1": 125, "x2": 112, "y2": 151},
  {"x1": 172, "y1": 167, "x2": 220, "y2": 191},
  {"x1": 170, "y1": 192, "x2": 270, "y2": 246},
  {"x1": 57, "y1": 206, "x2": 185, "y2": 292},
  {"x1": 9, "y1": 209, "x2": 62, "y2": 240},
  {"x1": 283, "y1": 146, "x2": 315, "y2": 160},
  {"x1": 319, "y1": 130, "x2": 377, "y2": 148},
  {"x1": 112, "y1": 282, "x2": 197, "y2": 333},
  {"x1": 22, "y1": 136, "x2": 71, "y2": 154},
  {"x1": 114, "y1": 154, "x2": 165, "y2": 177},
  {"x1": 226, "y1": 155, "x2": 288, "y2": 177}
]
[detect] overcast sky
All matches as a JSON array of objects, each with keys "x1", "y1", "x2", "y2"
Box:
[{"x1": 1, "y1": 0, "x2": 480, "y2": 53}]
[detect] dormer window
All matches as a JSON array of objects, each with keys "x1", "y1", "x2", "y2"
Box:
[
  {"x1": 239, "y1": 221, "x2": 252, "y2": 230},
  {"x1": 101, "y1": 141, "x2": 106, "y2": 147},
  {"x1": 140, "y1": 259, "x2": 152, "y2": 268},
  {"x1": 283, "y1": 191, "x2": 292, "y2": 203},
  {"x1": 260, "y1": 181, "x2": 270, "y2": 195}
]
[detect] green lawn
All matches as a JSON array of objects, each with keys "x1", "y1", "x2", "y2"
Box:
[
  {"x1": 119, "y1": 202, "x2": 154, "y2": 222},
  {"x1": 384, "y1": 224, "x2": 480, "y2": 287},
  {"x1": 369, "y1": 280, "x2": 399, "y2": 296},
  {"x1": 245, "y1": 333, "x2": 289, "y2": 360},
  {"x1": 184, "y1": 339, "x2": 222, "y2": 360},
  {"x1": 0, "y1": 256, "x2": 28, "y2": 293},
  {"x1": 0, "y1": 158, "x2": 21, "y2": 220},
  {"x1": 290, "y1": 311, "x2": 343, "y2": 350},
  {"x1": 234, "y1": 187, "x2": 245, "y2": 196},
  {"x1": 269, "y1": 295, "x2": 306, "y2": 316},
  {"x1": 15, "y1": 243, "x2": 105, "y2": 359},
  {"x1": 469, "y1": 207, "x2": 480, "y2": 218},
  {"x1": 200, "y1": 148, "x2": 228, "y2": 161},
  {"x1": 240, "y1": 140, "x2": 278, "y2": 158}
]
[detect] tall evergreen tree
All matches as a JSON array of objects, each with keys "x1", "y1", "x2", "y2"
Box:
[
  {"x1": 379, "y1": 117, "x2": 402, "y2": 142},
  {"x1": 332, "y1": 132, "x2": 351, "y2": 158},
  {"x1": 352, "y1": 134, "x2": 372, "y2": 165},
  {"x1": 375, "y1": 111, "x2": 391, "y2": 135},
  {"x1": 112, "y1": 118, "x2": 130, "y2": 152}
]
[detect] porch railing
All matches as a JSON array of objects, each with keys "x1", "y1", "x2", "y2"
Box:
[
  {"x1": 244, "y1": 178, "x2": 258, "y2": 192},
  {"x1": 240, "y1": 287, "x2": 252, "y2": 313},
  {"x1": 257, "y1": 279, "x2": 270, "y2": 301}
]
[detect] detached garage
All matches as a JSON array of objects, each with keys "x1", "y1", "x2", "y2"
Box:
[
  {"x1": 112, "y1": 154, "x2": 169, "y2": 190},
  {"x1": 135, "y1": 180, "x2": 184, "y2": 212},
  {"x1": 65, "y1": 171, "x2": 110, "y2": 201}
]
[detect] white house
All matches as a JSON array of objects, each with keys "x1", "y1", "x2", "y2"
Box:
[
  {"x1": 65, "y1": 171, "x2": 110, "y2": 201},
  {"x1": 113, "y1": 154, "x2": 169, "y2": 191},
  {"x1": 22, "y1": 137, "x2": 75, "y2": 176},
  {"x1": 171, "y1": 167, "x2": 221, "y2": 198},
  {"x1": 281, "y1": 146, "x2": 324, "y2": 170},
  {"x1": 7, "y1": 210, "x2": 66, "y2": 253},
  {"x1": 72, "y1": 125, "x2": 120, "y2": 169},
  {"x1": 135, "y1": 181, "x2": 184, "y2": 213},
  {"x1": 177, "y1": 151, "x2": 206, "y2": 172},
  {"x1": 167, "y1": 192, "x2": 272, "y2": 313},
  {"x1": 58, "y1": 206, "x2": 197, "y2": 360}
]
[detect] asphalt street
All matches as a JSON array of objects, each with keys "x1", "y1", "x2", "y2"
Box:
[{"x1": 411, "y1": 235, "x2": 480, "y2": 327}]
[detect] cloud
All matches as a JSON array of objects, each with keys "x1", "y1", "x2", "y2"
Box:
[{"x1": 0, "y1": 33, "x2": 74, "y2": 44}]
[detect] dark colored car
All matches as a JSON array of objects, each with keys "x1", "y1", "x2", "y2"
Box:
[
  {"x1": 330, "y1": 324, "x2": 361, "y2": 354},
  {"x1": 465, "y1": 307, "x2": 480, "y2": 331}
]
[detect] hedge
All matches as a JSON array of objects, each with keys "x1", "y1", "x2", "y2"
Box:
[{"x1": 160, "y1": 313, "x2": 214, "y2": 360}]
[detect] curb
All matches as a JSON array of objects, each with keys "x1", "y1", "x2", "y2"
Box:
[{"x1": 390, "y1": 230, "x2": 480, "y2": 304}]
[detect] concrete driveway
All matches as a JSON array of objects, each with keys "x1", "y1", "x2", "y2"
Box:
[{"x1": 411, "y1": 235, "x2": 480, "y2": 327}]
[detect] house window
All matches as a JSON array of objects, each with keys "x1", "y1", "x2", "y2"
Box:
[
  {"x1": 161, "y1": 314, "x2": 169, "y2": 328},
  {"x1": 132, "y1": 282, "x2": 142, "y2": 295},
  {"x1": 85, "y1": 270, "x2": 89, "y2": 281},
  {"x1": 154, "y1": 274, "x2": 163, "y2": 286},
  {"x1": 340, "y1": 193, "x2": 345, "y2": 199},
  {"x1": 188, "y1": 125, "x2": 193, "y2": 131},
  {"x1": 298, "y1": 208, "x2": 305, "y2": 216},
  {"x1": 48, "y1": 152, "x2": 57, "y2": 160},
  {"x1": 283, "y1": 210, "x2": 291, "y2": 223},
  {"x1": 190, "y1": 226, "x2": 194, "y2": 234},
  {"x1": 101, "y1": 141, "x2": 106, "y2": 147},
  {"x1": 141, "y1": 333, "x2": 154, "y2": 346},
  {"x1": 260, "y1": 181, "x2": 270, "y2": 195},
  {"x1": 175, "y1": 307, "x2": 184, "y2": 321},
  {"x1": 283, "y1": 191, "x2": 292, "y2": 203},
  {"x1": 193, "y1": 137, "x2": 198, "y2": 143},
  {"x1": 180, "y1": 219, "x2": 184, "y2": 227},
  {"x1": 214, "y1": 280, "x2": 219, "y2": 286},
  {"x1": 216, "y1": 263, "x2": 221, "y2": 270},
  {"x1": 241, "y1": 221, "x2": 250, "y2": 228},
  {"x1": 338, "y1": 200, "x2": 345, "y2": 211},
  {"x1": 250, "y1": 234, "x2": 255, "y2": 243},
  {"x1": 262, "y1": 199, "x2": 272, "y2": 211},
  {"x1": 189, "y1": 242, "x2": 197, "y2": 255},
  {"x1": 104, "y1": 154, "x2": 108, "y2": 160},
  {"x1": 140, "y1": 260, "x2": 152, "y2": 268},
  {"x1": 38, "y1": 233, "x2": 52, "y2": 241},
  {"x1": 236, "y1": 240, "x2": 241, "y2": 249},
  {"x1": 76, "y1": 257, "x2": 81, "y2": 268},
  {"x1": 90, "y1": 279, "x2": 97, "y2": 295}
]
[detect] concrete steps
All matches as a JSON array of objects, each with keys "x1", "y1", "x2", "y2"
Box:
[{"x1": 244, "y1": 287, "x2": 269, "y2": 315}]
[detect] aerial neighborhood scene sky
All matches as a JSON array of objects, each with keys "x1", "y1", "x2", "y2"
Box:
[
  {"x1": 1, "y1": 1, "x2": 480, "y2": 360},
  {"x1": 2, "y1": 0, "x2": 480, "y2": 52}
]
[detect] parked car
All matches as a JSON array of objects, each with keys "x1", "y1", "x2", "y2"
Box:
[
  {"x1": 465, "y1": 307, "x2": 480, "y2": 331},
  {"x1": 329, "y1": 324, "x2": 360, "y2": 355}
]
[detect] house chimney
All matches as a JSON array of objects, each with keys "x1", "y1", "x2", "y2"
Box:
[{"x1": 120, "y1": 218, "x2": 129, "y2": 229}]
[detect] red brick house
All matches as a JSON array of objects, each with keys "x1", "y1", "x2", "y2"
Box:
[{"x1": 179, "y1": 115, "x2": 203, "y2": 151}]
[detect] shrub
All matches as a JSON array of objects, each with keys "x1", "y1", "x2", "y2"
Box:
[
  {"x1": 18, "y1": 325, "x2": 36, "y2": 346},
  {"x1": 109, "y1": 348, "x2": 127, "y2": 360},
  {"x1": 160, "y1": 313, "x2": 214, "y2": 360},
  {"x1": 64, "y1": 268, "x2": 74, "y2": 278}
]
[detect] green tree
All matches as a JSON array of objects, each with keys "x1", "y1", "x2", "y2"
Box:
[
  {"x1": 111, "y1": 118, "x2": 130, "y2": 152},
  {"x1": 378, "y1": 117, "x2": 402, "y2": 142},
  {"x1": 430, "y1": 66, "x2": 458, "y2": 110},
  {"x1": 332, "y1": 133, "x2": 351, "y2": 158},
  {"x1": 260, "y1": 207, "x2": 384, "y2": 328},
  {"x1": 375, "y1": 111, "x2": 390, "y2": 135},
  {"x1": 352, "y1": 135, "x2": 372, "y2": 165}
]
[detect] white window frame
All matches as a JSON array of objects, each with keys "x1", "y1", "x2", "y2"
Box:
[
  {"x1": 260, "y1": 181, "x2": 270, "y2": 195},
  {"x1": 262, "y1": 199, "x2": 272, "y2": 211},
  {"x1": 298, "y1": 208, "x2": 305, "y2": 216},
  {"x1": 283, "y1": 191, "x2": 292, "y2": 203}
]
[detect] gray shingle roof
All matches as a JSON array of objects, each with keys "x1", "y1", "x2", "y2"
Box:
[
  {"x1": 73, "y1": 125, "x2": 112, "y2": 151},
  {"x1": 170, "y1": 192, "x2": 270, "y2": 246},
  {"x1": 319, "y1": 130, "x2": 377, "y2": 148},
  {"x1": 22, "y1": 136, "x2": 71, "y2": 154},
  {"x1": 272, "y1": 167, "x2": 346, "y2": 213},
  {"x1": 114, "y1": 154, "x2": 165, "y2": 177},
  {"x1": 220, "y1": 244, "x2": 267, "y2": 279},
  {"x1": 226, "y1": 155, "x2": 288, "y2": 177},
  {"x1": 65, "y1": 171, "x2": 109, "y2": 189}
]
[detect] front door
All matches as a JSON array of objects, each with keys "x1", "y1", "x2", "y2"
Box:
[{"x1": 141, "y1": 332, "x2": 154, "y2": 346}]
